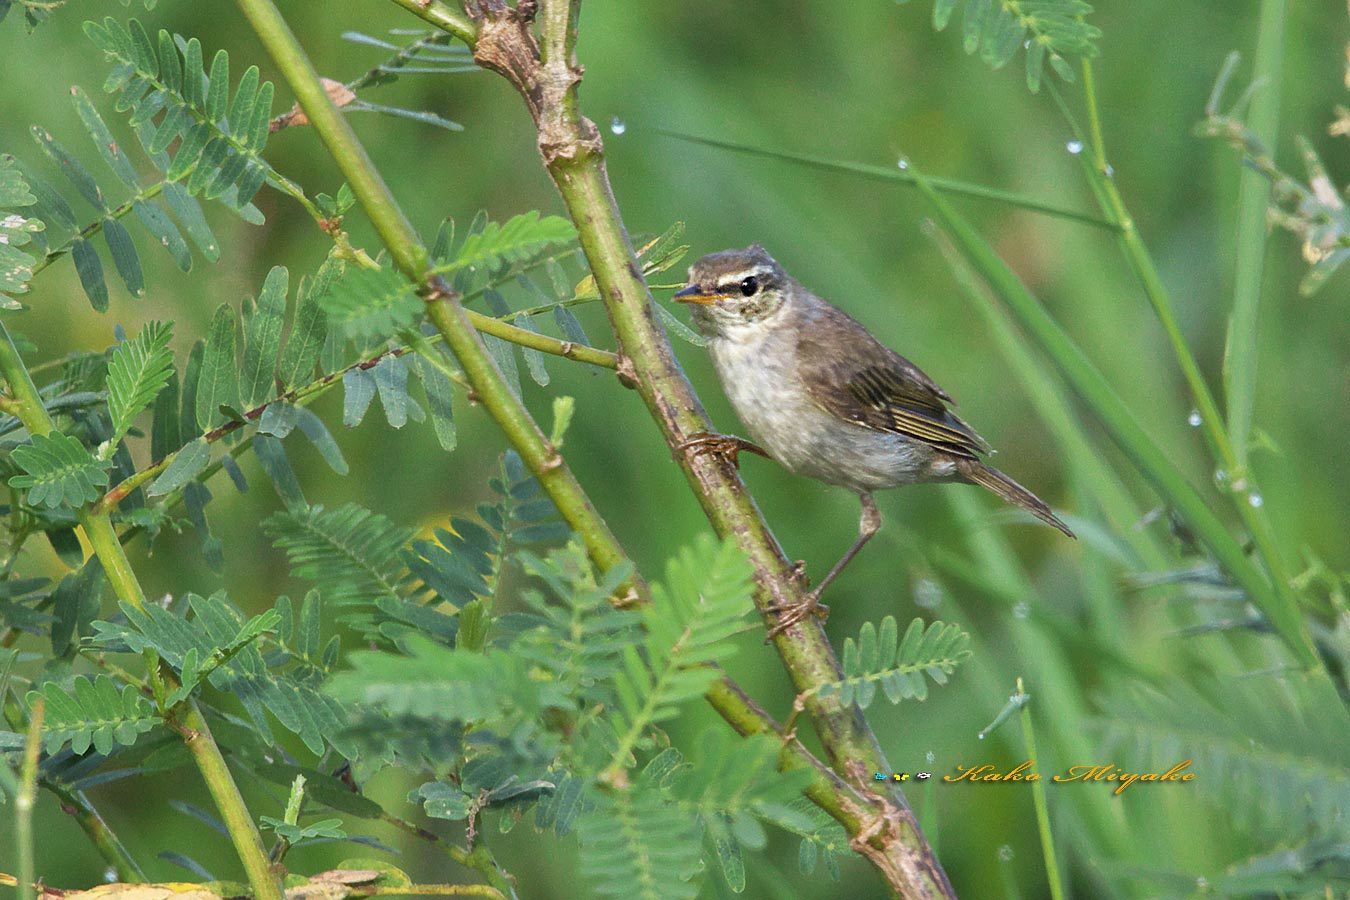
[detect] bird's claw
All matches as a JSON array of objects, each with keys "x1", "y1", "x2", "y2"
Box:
[
  {"x1": 764, "y1": 591, "x2": 829, "y2": 641},
  {"x1": 677, "y1": 431, "x2": 769, "y2": 470}
]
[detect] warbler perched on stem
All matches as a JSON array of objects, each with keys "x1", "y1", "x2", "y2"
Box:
[{"x1": 673, "y1": 244, "x2": 1074, "y2": 637}]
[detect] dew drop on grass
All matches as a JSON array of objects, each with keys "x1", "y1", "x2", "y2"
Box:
[
  {"x1": 897, "y1": 158, "x2": 910, "y2": 170},
  {"x1": 1104, "y1": 163, "x2": 1116, "y2": 177},
  {"x1": 1213, "y1": 468, "x2": 1228, "y2": 487},
  {"x1": 997, "y1": 845, "x2": 1014, "y2": 862},
  {"x1": 609, "y1": 116, "x2": 626, "y2": 135},
  {"x1": 1187, "y1": 409, "x2": 1202, "y2": 427},
  {"x1": 1012, "y1": 600, "x2": 1029, "y2": 620},
  {"x1": 1248, "y1": 493, "x2": 1264, "y2": 507},
  {"x1": 104, "y1": 869, "x2": 117, "y2": 884},
  {"x1": 1066, "y1": 139, "x2": 1084, "y2": 155}
]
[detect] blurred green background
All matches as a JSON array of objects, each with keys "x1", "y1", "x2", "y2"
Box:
[{"x1": 2, "y1": 1, "x2": 1347, "y2": 898}]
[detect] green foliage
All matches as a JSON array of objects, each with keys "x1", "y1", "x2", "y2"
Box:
[
  {"x1": 317, "y1": 211, "x2": 578, "y2": 342},
  {"x1": 27, "y1": 675, "x2": 162, "y2": 755},
  {"x1": 266, "y1": 452, "x2": 565, "y2": 642},
  {"x1": 1098, "y1": 676, "x2": 1350, "y2": 837},
  {"x1": 0, "y1": 154, "x2": 42, "y2": 307},
  {"x1": 259, "y1": 815, "x2": 346, "y2": 843},
  {"x1": 814, "y1": 616, "x2": 972, "y2": 708},
  {"x1": 105, "y1": 319, "x2": 174, "y2": 452},
  {"x1": 9, "y1": 430, "x2": 113, "y2": 508},
  {"x1": 905, "y1": 0, "x2": 1101, "y2": 91},
  {"x1": 14, "y1": 81, "x2": 230, "y2": 311},
  {"x1": 0, "y1": 0, "x2": 157, "y2": 32},
  {"x1": 90, "y1": 592, "x2": 349, "y2": 755},
  {"x1": 334, "y1": 29, "x2": 470, "y2": 131},
  {"x1": 85, "y1": 18, "x2": 275, "y2": 211},
  {"x1": 578, "y1": 733, "x2": 813, "y2": 899},
  {"x1": 578, "y1": 775, "x2": 704, "y2": 900},
  {"x1": 600, "y1": 534, "x2": 754, "y2": 774},
  {"x1": 264, "y1": 502, "x2": 413, "y2": 608},
  {"x1": 327, "y1": 635, "x2": 539, "y2": 722}
]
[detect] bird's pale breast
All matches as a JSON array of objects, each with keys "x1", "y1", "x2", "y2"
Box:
[{"x1": 708, "y1": 324, "x2": 936, "y2": 493}]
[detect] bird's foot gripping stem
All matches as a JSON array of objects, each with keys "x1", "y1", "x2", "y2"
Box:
[
  {"x1": 676, "y1": 431, "x2": 769, "y2": 470},
  {"x1": 764, "y1": 589, "x2": 830, "y2": 641}
]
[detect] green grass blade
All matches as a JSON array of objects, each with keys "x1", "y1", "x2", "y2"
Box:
[
  {"x1": 923, "y1": 222, "x2": 1168, "y2": 571},
  {"x1": 1224, "y1": 0, "x2": 1287, "y2": 467},
  {"x1": 909, "y1": 161, "x2": 1318, "y2": 668},
  {"x1": 654, "y1": 129, "x2": 1118, "y2": 231}
]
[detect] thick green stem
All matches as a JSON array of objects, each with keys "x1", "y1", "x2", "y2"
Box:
[
  {"x1": 0, "y1": 322, "x2": 284, "y2": 900},
  {"x1": 168, "y1": 704, "x2": 282, "y2": 900},
  {"x1": 1226, "y1": 0, "x2": 1286, "y2": 467}
]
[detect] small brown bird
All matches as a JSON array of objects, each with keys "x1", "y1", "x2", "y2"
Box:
[{"x1": 673, "y1": 244, "x2": 1073, "y2": 636}]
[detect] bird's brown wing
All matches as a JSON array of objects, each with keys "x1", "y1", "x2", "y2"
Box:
[{"x1": 795, "y1": 306, "x2": 988, "y2": 459}]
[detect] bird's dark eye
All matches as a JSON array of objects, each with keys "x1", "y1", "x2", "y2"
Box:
[{"x1": 739, "y1": 276, "x2": 760, "y2": 297}]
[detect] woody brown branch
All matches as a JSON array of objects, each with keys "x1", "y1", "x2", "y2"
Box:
[{"x1": 461, "y1": 1, "x2": 955, "y2": 896}]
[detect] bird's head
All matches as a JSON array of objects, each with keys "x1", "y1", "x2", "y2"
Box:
[{"x1": 674, "y1": 244, "x2": 791, "y2": 337}]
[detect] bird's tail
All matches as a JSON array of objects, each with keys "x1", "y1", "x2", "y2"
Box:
[{"x1": 956, "y1": 459, "x2": 1075, "y2": 538}]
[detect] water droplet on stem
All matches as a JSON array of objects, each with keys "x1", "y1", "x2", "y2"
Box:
[{"x1": 609, "y1": 116, "x2": 626, "y2": 135}]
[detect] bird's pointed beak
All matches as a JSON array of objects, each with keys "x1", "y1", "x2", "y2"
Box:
[{"x1": 673, "y1": 284, "x2": 719, "y2": 305}]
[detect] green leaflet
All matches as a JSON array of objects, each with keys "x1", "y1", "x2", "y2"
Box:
[
  {"x1": 906, "y1": 0, "x2": 1100, "y2": 91},
  {"x1": 106, "y1": 319, "x2": 175, "y2": 450},
  {"x1": 49, "y1": 556, "x2": 104, "y2": 658},
  {"x1": 326, "y1": 634, "x2": 535, "y2": 721},
  {"x1": 240, "y1": 266, "x2": 288, "y2": 407},
  {"x1": 91, "y1": 592, "x2": 347, "y2": 757},
  {"x1": 27, "y1": 675, "x2": 162, "y2": 755},
  {"x1": 577, "y1": 774, "x2": 703, "y2": 900},
  {"x1": 147, "y1": 437, "x2": 209, "y2": 497},
  {"x1": 85, "y1": 18, "x2": 276, "y2": 210},
  {"x1": 9, "y1": 431, "x2": 113, "y2": 508},
  {"x1": 277, "y1": 263, "x2": 333, "y2": 390},
  {"x1": 264, "y1": 502, "x2": 412, "y2": 608},
  {"x1": 195, "y1": 302, "x2": 238, "y2": 431},
  {"x1": 813, "y1": 616, "x2": 972, "y2": 708}
]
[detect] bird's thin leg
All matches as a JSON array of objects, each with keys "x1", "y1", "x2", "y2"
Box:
[
  {"x1": 766, "y1": 493, "x2": 881, "y2": 640},
  {"x1": 676, "y1": 431, "x2": 770, "y2": 470}
]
